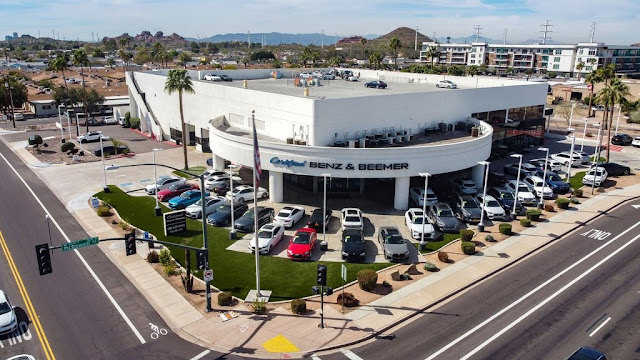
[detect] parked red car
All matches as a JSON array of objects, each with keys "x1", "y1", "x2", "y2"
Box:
[
  {"x1": 157, "y1": 183, "x2": 199, "y2": 202},
  {"x1": 286, "y1": 227, "x2": 317, "y2": 261}
]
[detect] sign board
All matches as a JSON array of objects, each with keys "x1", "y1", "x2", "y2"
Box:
[
  {"x1": 90, "y1": 197, "x2": 100, "y2": 208},
  {"x1": 203, "y1": 269, "x2": 213, "y2": 282},
  {"x1": 55, "y1": 122, "x2": 63, "y2": 130},
  {"x1": 62, "y1": 237, "x2": 99, "y2": 252},
  {"x1": 341, "y1": 264, "x2": 347, "y2": 282},
  {"x1": 163, "y1": 210, "x2": 187, "y2": 236}
]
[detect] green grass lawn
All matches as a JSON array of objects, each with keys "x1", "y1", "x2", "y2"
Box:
[
  {"x1": 413, "y1": 233, "x2": 461, "y2": 253},
  {"x1": 569, "y1": 171, "x2": 586, "y2": 190},
  {"x1": 97, "y1": 186, "x2": 390, "y2": 300},
  {"x1": 172, "y1": 166, "x2": 207, "y2": 180}
]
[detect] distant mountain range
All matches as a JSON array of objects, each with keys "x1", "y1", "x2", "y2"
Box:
[{"x1": 192, "y1": 32, "x2": 348, "y2": 46}]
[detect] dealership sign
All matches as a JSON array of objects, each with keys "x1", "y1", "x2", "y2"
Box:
[{"x1": 270, "y1": 157, "x2": 408, "y2": 171}]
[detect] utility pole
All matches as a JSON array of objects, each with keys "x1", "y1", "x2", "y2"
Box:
[
  {"x1": 540, "y1": 20, "x2": 553, "y2": 45},
  {"x1": 589, "y1": 22, "x2": 596, "y2": 42},
  {"x1": 414, "y1": 26, "x2": 419, "y2": 51},
  {"x1": 503, "y1": 28, "x2": 507, "y2": 45},
  {"x1": 474, "y1": 25, "x2": 482, "y2": 43}
]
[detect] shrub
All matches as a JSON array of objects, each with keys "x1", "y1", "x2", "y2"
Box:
[
  {"x1": 556, "y1": 198, "x2": 570, "y2": 209},
  {"x1": 96, "y1": 205, "x2": 111, "y2": 217},
  {"x1": 597, "y1": 186, "x2": 605, "y2": 193},
  {"x1": 461, "y1": 241, "x2": 476, "y2": 255},
  {"x1": 382, "y1": 280, "x2": 391, "y2": 287},
  {"x1": 357, "y1": 269, "x2": 378, "y2": 291},
  {"x1": 574, "y1": 188, "x2": 583, "y2": 197},
  {"x1": 60, "y1": 141, "x2": 75, "y2": 152},
  {"x1": 423, "y1": 262, "x2": 438, "y2": 272},
  {"x1": 499, "y1": 223, "x2": 512, "y2": 235},
  {"x1": 252, "y1": 301, "x2": 267, "y2": 315},
  {"x1": 544, "y1": 204, "x2": 555, "y2": 212},
  {"x1": 159, "y1": 249, "x2": 172, "y2": 266},
  {"x1": 400, "y1": 273, "x2": 413, "y2": 281},
  {"x1": 526, "y1": 209, "x2": 542, "y2": 221},
  {"x1": 570, "y1": 197, "x2": 580, "y2": 204},
  {"x1": 290, "y1": 299, "x2": 307, "y2": 315},
  {"x1": 118, "y1": 221, "x2": 130, "y2": 231},
  {"x1": 111, "y1": 219, "x2": 118, "y2": 225},
  {"x1": 129, "y1": 117, "x2": 141, "y2": 130},
  {"x1": 146, "y1": 250, "x2": 159, "y2": 263},
  {"x1": 217, "y1": 291, "x2": 233, "y2": 306},
  {"x1": 485, "y1": 234, "x2": 495, "y2": 242},
  {"x1": 520, "y1": 218, "x2": 532, "y2": 227},
  {"x1": 163, "y1": 263, "x2": 178, "y2": 276},
  {"x1": 460, "y1": 229, "x2": 474, "y2": 242},
  {"x1": 437, "y1": 251, "x2": 450, "y2": 263},
  {"x1": 337, "y1": 292, "x2": 360, "y2": 307}
]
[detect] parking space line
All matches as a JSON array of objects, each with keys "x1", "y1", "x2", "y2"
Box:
[{"x1": 589, "y1": 316, "x2": 611, "y2": 337}]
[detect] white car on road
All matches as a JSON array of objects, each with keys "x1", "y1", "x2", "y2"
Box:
[
  {"x1": 248, "y1": 223, "x2": 285, "y2": 254},
  {"x1": 404, "y1": 208, "x2": 435, "y2": 240},
  {"x1": 226, "y1": 185, "x2": 268, "y2": 203},
  {"x1": 341, "y1": 208, "x2": 364, "y2": 231},
  {"x1": 436, "y1": 80, "x2": 457, "y2": 89},
  {"x1": 145, "y1": 176, "x2": 185, "y2": 195},
  {"x1": 185, "y1": 196, "x2": 226, "y2": 219},
  {"x1": 582, "y1": 168, "x2": 608, "y2": 187},
  {"x1": 505, "y1": 180, "x2": 537, "y2": 206},
  {"x1": 274, "y1": 206, "x2": 306, "y2": 228}
]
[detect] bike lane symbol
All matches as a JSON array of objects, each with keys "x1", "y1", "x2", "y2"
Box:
[{"x1": 149, "y1": 322, "x2": 168, "y2": 340}]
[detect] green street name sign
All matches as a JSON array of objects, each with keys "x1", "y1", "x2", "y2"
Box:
[{"x1": 62, "y1": 237, "x2": 99, "y2": 252}]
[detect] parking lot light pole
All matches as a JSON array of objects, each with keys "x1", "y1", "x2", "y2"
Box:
[
  {"x1": 477, "y1": 161, "x2": 489, "y2": 232},
  {"x1": 57, "y1": 105, "x2": 64, "y2": 140},
  {"x1": 5, "y1": 81, "x2": 15, "y2": 129},
  {"x1": 615, "y1": 105, "x2": 621, "y2": 136},
  {"x1": 321, "y1": 173, "x2": 331, "y2": 245},
  {"x1": 537, "y1": 147, "x2": 549, "y2": 209},
  {"x1": 228, "y1": 164, "x2": 240, "y2": 240},
  {"x1": 510, "y1": 154, "x2": 523, "y2": 220},
  {"x1": 99, "y1": 136, "x2": 110, "y2": 193},
  {"x1": 152, "y1": 148, "x2": 163, "y2": 216},
  {"x1": 565, "y1": 128, "x2": 576, "y2": 183},
  {"x1": 419, "y1": 172, "x2": 431, "y2": 250},
  {"x1": 591, "y1": 124, "x2": 602, "y2": 195},
  {"x1": 580, "y1": 118, "x2": 588, "y2": 152}
]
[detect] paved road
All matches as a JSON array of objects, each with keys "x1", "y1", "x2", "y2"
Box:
[
  {"x1": 0, "y1": 139, "x2": 229, "y2": 359},
  {"x1": 318, "y1": 201, "x2": 640, "y2": 360}
]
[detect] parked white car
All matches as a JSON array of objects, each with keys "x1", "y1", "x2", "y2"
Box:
[
  {"x1": 528, "y1": 158, "x2": 562, "y2": 172},
  {"x1": 404, "y1": 208, "x2": 435, "y2": 240},
  {"x1": 185, "y1": 196, "x2": 226, "y2": 219},
  {"x1": 409, "y1": 187, "x2": 438, "y2": 206},
  {"x1": 582, "y1": 167, "x2": 608, "y2": 187},
  {"x1": 436, "y1": 80, "x2": 457, "y2": 89},
  {"x1": 571, "y1": 151, "x2": 591, "y2": 165},
  {"x1": 274, "y1": 206, "x2": 306, "y2": 228},
  {"x1": 523, "y1": 176, "x2": 554, "y2": 199},
  {"x1": 204, "y1": 74, "x2": 221, "y2": 81},
  {"x1": 341, "y1": 208, "x2": 364, "y2": 231},
  {"x1": 248, "y1": 223, "x2": 285, "y2": 254},
  {"x1": 102, "y1": 116, "x2": 117, "y2": 125},
  {"x1": 452, "y1": 178, "x2": 477, "y2": 195},
  {"x1": 505, "y1": 180, "x2": 537, "y2": 206},
  {"x1": 77, "y1": 131, "x2": 109, "y2": 143},
  {"x1": 226, "y1": 185, "x2": 268, "y2": 203},
  {"x1": 145, "y1": 176, "x2": 185, "y2": 195},
  {"x1": 632, "y1": 136, "x2": 640, "y2": 148},
  {"x1": 346, "y1": 75, "x2": 359, "y2": 82},
  {"x1": 205, "y1": 175, "x2": 242, "y2": 191},
  {"x1": 475, "y1": 194, "x2": 506, "y2": 220}
]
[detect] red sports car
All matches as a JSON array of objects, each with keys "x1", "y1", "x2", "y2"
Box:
[
  {"x1": 286, "y1": 227, "x2": 317, "y2": 261},
  {"x1": 157, "y1": 183, "x2": 199, "y2": 202}
]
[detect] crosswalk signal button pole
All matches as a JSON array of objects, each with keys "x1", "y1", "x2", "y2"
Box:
[
  {"x1": 125, "y1": 231, "x2": 137, "y2": 256},
  {"x1": 35, "y1": 243, "x2": 52, "y2": 275}
]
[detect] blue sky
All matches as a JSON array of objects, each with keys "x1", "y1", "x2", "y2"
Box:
[{"x1": 0, "y1": 0, "x2": 638, "y2": 44}]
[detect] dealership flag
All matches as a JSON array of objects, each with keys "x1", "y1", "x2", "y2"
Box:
[{"x1": 252, "y1": 112, "x2": 262, "y2": 186}]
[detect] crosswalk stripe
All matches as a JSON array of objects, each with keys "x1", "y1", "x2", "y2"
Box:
[
  {"x1": 310, "y1": 354, "x2": 322, "y2": 360},
  {"x1": 341, "y1": 349, "x2": 364, "y2": 360},
  {"x1": 190, "y1": 349, "x2": 210, "y2": 360}
]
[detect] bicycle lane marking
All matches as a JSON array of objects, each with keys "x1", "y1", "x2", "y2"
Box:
[
  {"x1": 0, "y1": 151, "x2": 146, "y2": 344},
  {"x1": 0, "y1": 230, "x2": 55, "y2": 360}
]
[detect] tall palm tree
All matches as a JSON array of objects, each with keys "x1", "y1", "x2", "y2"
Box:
[
  {"x1": 575, "y1": 60, "x2": 585, "y2": 78},
  {"x1": 426, "y1": 46, "x2": 440, "y2": 69},
  {"x1": 49, "y1": 56, "x2": 69, "y2": 90},
  {"x1": 389, "y1": 37, "x2": 401, "y2": 69},
  {"x1": 72, "y1": 49, "x2": 92, "y2": 132},
  {"x1": 584, "y1": 70, "x2": 601, "y2": 118},
  {"x1": 118, "y1": 49, "x2": 131, "y2": 72},
  {"x1": 360, "y1": 38, "x2": 367, "y2": 58},
  {"x1": 369, "y1": 51, "x2": 382, "y2": 70},
  {"x1": 164, "y1": 69, "x2": 194, "y2": 170},
  {"x1": 600, "y1": 79, "x2": 630, "y2": 161}
]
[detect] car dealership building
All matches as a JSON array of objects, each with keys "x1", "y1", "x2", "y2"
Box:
[{"x1": 126, "y1": 69, "x2": 548, "y2": 210}]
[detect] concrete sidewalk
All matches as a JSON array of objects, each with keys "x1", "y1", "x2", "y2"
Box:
[{"x1": 4, "y1": 137, "x2": 640, "y2": 358}]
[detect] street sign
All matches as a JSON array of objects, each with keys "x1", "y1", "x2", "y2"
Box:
[
  {"x1": 163, "y1": 210, "x2": 187, "y2": 236},
  {"x1": 62, "y1": 237, "x2": 99, "y2": 252},
  {"x1": 91, "y1": 197, "x2": 100, "y2": 208},
  {"x1": 341, "y1": 264, "x2": 347, "y2": 282},
  {"x1": 203, "y1": 269, "x2": 213, "y2": 282}
]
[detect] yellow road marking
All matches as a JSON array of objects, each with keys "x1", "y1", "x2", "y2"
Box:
[
  {"x1": 262, "y1": 334, "x2": 300, "y2": 353},
  {"x1": 0, "y1": 230, "x2": 56, "y2": 360}
]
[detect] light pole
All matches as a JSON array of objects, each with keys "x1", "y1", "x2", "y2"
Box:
[
  {"x1": 99, "y1": 136, "x2": 110, "y2": 193},
  {"x1": 228, "y1": 164, "x2": 240, "y2": 240},
  {"x1": 321, "y1": 173, "x2": 331, "y2": 246},
  {"x1": 510, "y1": 154, "x2": 522, "y2": 220},
  {"x1": 568, "y1": 101, "x2": 576, "y2": 129},
  {"x1": 537, "y1": 147, "x2": 549, "y2": 209},
  {"x1": 4, "y1": 80, "x2": 15, "y2": 129},
  {"x1": 477, "y1": 161, "x2": 489, "y2": 231},
  {"x1": 57, "y1": 104, "x2": 64, "y2": 140},
  {"x1": 418, "y1": 172, "x2": 431, "y2": 250},
  {"x1": 152, "y1": 148, "x2": 163, "y2": 216},
  {"x1": 615, "y1": 105, "x2": 621, "y2": 135},
  {"x1": 591, "y1": 124, "x2": 602, "y2": 195},
  {"x1": 580, "y1": 118, "x2": 588, "y2": 152},
  {"x1": 565, "y1": 128, "x2": 576, "y2": 183}
]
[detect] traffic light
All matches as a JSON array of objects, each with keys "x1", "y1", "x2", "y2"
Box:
[
  {"x1": 196, "y1": 249, "x2": 207, "y2": 270},
  {"x1": 35, "y1": 243, "x2": 52, "y2": 275},
  {"x1": 316, "y1": 264, "x2": 327, "y2": 286},
  {"x1": 324, "y1": 287, "x2": 333, "y2": 296},
  {"x1": 125, "y1": 231, "x2": 136, "y2": 256}
]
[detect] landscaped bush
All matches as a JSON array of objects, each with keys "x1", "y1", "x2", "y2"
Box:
[
  {"x1": 526, "y1": 208, "x2": 542, "y2": 221},
  {"x1": 60, "y1": 141, "x2": 75, "y2": 152},
  {"x1": 336, "y1": 292, "x2": 360, "y2": 307},
  {"x1": 544, "y1": 204, "x2": 555, "y2": 212},
  {"x1": 570, "y1": 197, "x2": 580, "y2": 204},
  {"x1": 556, "y1": 198, "x2": 570, "y2": 209},
  {"x1": 146, "y1": 250, "x2": 159, "y2": 263},
  {"x1": 461, "y1": 241, "x2": 476, "y2": 255},
  {"x1": 96, "y1": 205, "x2": 111, "y2": 217},
  {"x1": 400, "y1": 273, "x2": 412, "y2": 281},
  {"x1": 437, "y1": 251, "x2": 449, "y2": 263},
  {"x1": 290, "y1": 299, "x2": 307, "y2": 315},
  {"x1": 252, "y1": 301, "x2": 267, "y2": 314},
  {"x1": 460, "y1": 229, "x2": 474, "y2": 242},
  {"x1": 217, "y1": 291, "x2": 233, "y2": 306},
  {"x1": 520, "y1": 218, "x2": 532, "y2": 227},
  {"x1": 163, "y1": 262, "x2": 178, "y2": 276},
  {"x1": 574, "y1": 188, "x2": 583, "y2": 197},
  {"x1": 423, "y1": 262, "x2": 438, "y2": 272},
  {"x1": 485, "y1": 235, "x2": 495, "y2": 242},
  {"x1": 499, "y1": 223, "x2": 512, "y2": 235},
  {"x1": 357, "y1": 269, "x2": 378, "y2": 291},
  {"x1": 129, "y1": 117, "x2": 141, "y2": 130},
  {"x1": 159, "y1": 249, "x2": 172, "y2": 266},
  {"x1": 118, "y1": 221, "x2": 130, "y2": 231}
]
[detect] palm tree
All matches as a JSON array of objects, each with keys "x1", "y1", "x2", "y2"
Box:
[
  {"x1": 599, "y1": 79, "x2": 630, "y2": 161},
  {"x1": 575, "y1": 61, "x2": 585, "y2": 78},
  {"x1": 49, "y1": 56, "x2": 69, "y2": 90},
  {"x1": 106, "y1": 58, "x2": 115, "y2": 69},
  {"x1": 426, "y1": 46, "x2": 440, "y2": 69},
  {"x1": 360, "y1": 38, "x2": 367, "y2": 58},
  {"x1": 118, "y1": 49, "x2": 131, "y2": 72},
  {"x1": 466, "y1": 65, "x2": 479, "y2": 77},
  {"x1": 584, "y1": 70, "x2": 601, "y2": 118},
  {"x1": 389, "y1": 37, "x2": 401, "y2": 69},
  {"x1": 164, "y1": 69, "x2": 195, "y2": 170},
  {"x1": 72, "y1": 49, "x2": 92, "y2": 132},
  {"x1": 369, "y1": 51, "x2": 382, "y2": 70}
]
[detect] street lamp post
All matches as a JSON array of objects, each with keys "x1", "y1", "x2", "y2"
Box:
[
  {"x1": 228, "y1": 164, "x2": 240, "y2": 240},
  {"x1": 321, "y1": 173, "x2": 331, "y2": 246},
  {"x1": 537, "y1": 147, "x2": 549, "y2": 209},
  {"x1": 568, "y1": 101, "x2": 576, "y2": 129},
  {"x1": 57, "y1": 104, "x2": 64, "y2": 140},
  {"x1": 580, "y1": 118, "x2": 588, "y2": 153},
  {"x1": 152, "y1": 148, "x2": 163, "y2": 216},
  {"x1": 418, "y1": 172, "x2": 431, "y2": 250},
  {"x1": 99, "y1": 136, "x2": 110, "y2": 193},
  {"x1": 565, "y1": 128, "x2": 576, "y2": 183},
  {"x1": 510, "y1": 154, "x2": 523, "y2": 220},
  {"x1": 591, "y1": 124, "x2": 602, "y2": 195},
  {"x1": 477, "y1": 161, "x2": 489, "y2": 232},
  {"x1": 5, "y1": 81, "x2": 15, "y2": 129},
  {"x1": 615, "y1": 105, "x2": 621, "y2": 135}
]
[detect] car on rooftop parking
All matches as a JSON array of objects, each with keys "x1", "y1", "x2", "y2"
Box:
[{"x1": 364, "y1": 80, "x2": 387, "y2": 89}]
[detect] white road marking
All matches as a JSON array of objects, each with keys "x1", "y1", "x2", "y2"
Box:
[
  {"x1": 589, "y1": 317, "x2": 612, "y2": 337},
  {"x1": 310, "y1": 354, "x2": 321, "y2": 360},
  {"x1": 460, "y1": 232, "x2": 640, "y2": 360},
  {"x1": 0, "y1": 151, "x2": 146, "y2": 344},
  {"x1": 426, "y1": 220, "x2": 640, "y2": 360},
  {"x1": 341, "y1": 349, "x2": 364, "y2": 360},
  {"x1": 190, "y1": 349, "x2": 211, "y2": 360}
]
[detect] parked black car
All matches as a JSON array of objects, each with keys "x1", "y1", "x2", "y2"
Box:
[
  {"x1": 487, "y1": 171, "x2": 508, "y2": 188},
  {"x1": 487, "y1": 187, "x2": 523, "y2": 214},
  {"x1": 611, "y1": 133, "x2": 633, "y2": 145},
  {"x1": 591, "y1": 162, "x2": 631, "y2": 176},
  {"x1": 364, "y1": 80, "x2": 387, "y2": 89},
  {"x1": 219, "y1": 74, "x2": 233, "y2": 82},
  {"x1": 212, "y1": 180, "x2": 243, "y2": 195},
  {"x1": 341, "y1": 229, "x2": 366, "y2": 262},
  {"x1": 93, "y1": 145, "x2": 128, "y2": 156},
  {"x1": 307, "y1": 208, "x2": 332, "y2": 232},
  {"x1": 234, "y1": 206, "x2": 274, "y2": 233},
  {"x1": 206, "y1": 203, "x2": 248, "y2": 227}
]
